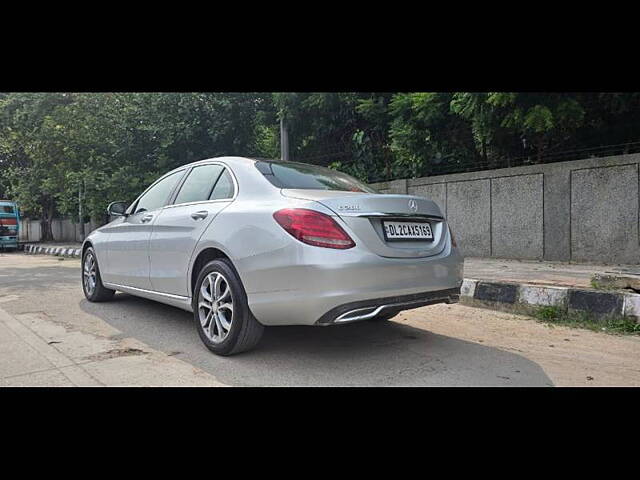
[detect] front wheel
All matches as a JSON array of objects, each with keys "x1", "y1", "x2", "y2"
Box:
[
  {"x1": 193, "y1": 259, "x2": 264, "y2": 356},
  {"x1": 82, "y1": 247, "x2": 115, "y2": 302}
]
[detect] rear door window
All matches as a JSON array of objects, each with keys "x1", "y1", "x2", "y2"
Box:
[
  {"x1": 209, "y1": 169, "x2": 235, "y2": 200},
  {"x1": 174, "y1": 164, "x2": 224, "y2": 205}
]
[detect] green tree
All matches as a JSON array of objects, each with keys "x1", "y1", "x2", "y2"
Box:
[
  {"x1": 0, "y1": 92, "x2": 73, "y2": 239},
  {"x1": 2, "y1": 91, "x2": 640, "y2": 237},
  {"x1": 450, "y1": 93, "x2": 497, "y2": 163},
  {"x1": 388, "y1": 92, "x2": 478, "y2": 177},
  {"x1": 274, "y1": 92, "x2": 364, "y2": 165},
  {"x1": 486, "y1": 93, "x2": 586, "y2": 161},
  {"x1": 0, "y1": 92, "x2": 271, "y2": 236}
]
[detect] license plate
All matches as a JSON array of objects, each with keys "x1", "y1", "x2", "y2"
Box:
[{"x1": 383, "y1": 221, "x2": 433, "y2": 241}]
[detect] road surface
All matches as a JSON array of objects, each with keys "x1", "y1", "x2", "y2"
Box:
[{"x1": 1, "y1": 252, "x2": 638, "y2": 386}]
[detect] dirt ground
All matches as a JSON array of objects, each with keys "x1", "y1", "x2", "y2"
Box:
[{"x1": 400, "y1": 303, "x2": 640, "y2": 386}]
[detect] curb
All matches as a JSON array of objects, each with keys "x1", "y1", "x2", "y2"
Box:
[
  {"x1": 460, "y1": 278, "x2": 640, "y2": 320},
  {"x1": 24, "y1": 244, "x2": 82, "y2": 258}
]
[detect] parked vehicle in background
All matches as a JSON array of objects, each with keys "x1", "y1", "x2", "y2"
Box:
[
  {"x1": 0, "y1": 200, "x2": 19, "y2": 251},
  {"x1": 82, "y1": 157, "x2": 463, "y2": 355}
]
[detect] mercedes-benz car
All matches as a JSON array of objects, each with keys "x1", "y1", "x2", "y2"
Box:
[{"x1": 82, "y1": 157, "x2": 463, "y2": 355}]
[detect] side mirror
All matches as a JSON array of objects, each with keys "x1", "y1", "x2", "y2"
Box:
[{"x1": 107, "y1": 201, "x2": 129, "y2": 217}]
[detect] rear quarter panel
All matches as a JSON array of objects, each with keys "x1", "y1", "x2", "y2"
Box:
[{"x1": 193, "y1": 195, "x2": 339, "y2": 295}]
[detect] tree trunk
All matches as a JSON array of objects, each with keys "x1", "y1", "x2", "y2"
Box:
[
  {"x1": 481, "y1": 138, "x2": 489, "y2": 167},
  {"x1": 383, "y1": 147, "x2": 392, "y2": 181},
  {"x1": 536, "y1": 135, "x2": 545, "y2": 163},
  {"x1": 40, "y1": 201, "x2": 54, "y2": 242}
]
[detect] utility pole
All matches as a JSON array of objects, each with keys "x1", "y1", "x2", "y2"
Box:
[
  {"x1": 79, "y1": 179, "x2": 85, "y2": 241},
  {"x1": 280, "y1": 117, "x2": 290, "y2": 161}
]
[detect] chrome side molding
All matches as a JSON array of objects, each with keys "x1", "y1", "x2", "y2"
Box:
[{"x1": 103, "y1": 282, "x2": 193, "y2": 312}]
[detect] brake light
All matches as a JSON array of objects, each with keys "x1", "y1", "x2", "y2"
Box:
[
  {"x1": 448, "y1": 225, "x2": 457, "y2": 247},
  {"x1": 273, "y1": 208, "x2": 355, "y2": 249}
]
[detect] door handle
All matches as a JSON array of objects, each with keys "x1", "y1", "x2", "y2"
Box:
[
  {"x1": 191, "y1": 211, "x2": 209, "y2": 220},
  {"x1": 141, "y1": 214, "x2": 154, "y2": 223}
]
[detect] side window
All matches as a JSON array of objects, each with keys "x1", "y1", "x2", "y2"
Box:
[
  {"x1": 135, "y1": 171, "x2": 183, "y2": 214},
  {"x1": 210, "y1": 168, "x2": 235, "y2": 200},
  {"x1": 174, "y1": 164, "x2": 224, "y2": 205}
]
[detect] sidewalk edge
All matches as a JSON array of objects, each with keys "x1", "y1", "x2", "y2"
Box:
[{"x1": 459, "y1": 278, "x2": 640, "y2": 321}]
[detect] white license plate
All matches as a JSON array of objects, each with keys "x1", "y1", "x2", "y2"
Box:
[{"x1": 383, "y1": 221, "x2": 433, "y2": 241}]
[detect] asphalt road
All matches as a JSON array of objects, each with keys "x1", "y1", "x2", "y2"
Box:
[
  {"x1": 6, "y1": 253, "x2": 640, "y2": 386},
  {"x1": 81, "y1": 295, "x2": 552, "y2": 386},
  {"x1": 4, "y1": 252, "x2": 637, "y2": 386}
]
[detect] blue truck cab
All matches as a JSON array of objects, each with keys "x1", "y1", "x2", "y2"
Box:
[{"x1": 0, "y1": 200, "x2": 20, "y2": 250}]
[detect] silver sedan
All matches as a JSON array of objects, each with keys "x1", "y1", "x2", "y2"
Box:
[{"x1": 82, "y1": 157, "x2": 463, "y2": 355}]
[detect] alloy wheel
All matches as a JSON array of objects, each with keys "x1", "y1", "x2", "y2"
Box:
[
  {"x1": 198, "y1": 272, "x2": 234, "y2": 344},
  {"x1": 83, "y1": 252, "x2": 97, "y2": 296}
]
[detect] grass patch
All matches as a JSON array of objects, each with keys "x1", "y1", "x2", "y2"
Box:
[
  {"x1": 532, "y1": 305, "x2": 640, "y2": 335},
  {"x1": 590, "y1": 278, "x2": 619, "y2": 291},
  {"x1": 589, "y1": 277, "x2": 627, "y2": 291}
]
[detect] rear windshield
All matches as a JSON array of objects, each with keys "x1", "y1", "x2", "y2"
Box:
[
  {"x1": 255, "y1": 161, "x2": 377, "y2": 193},
  {"x1": 1, "y1": 205, "x2": 15, "y2": 214}
]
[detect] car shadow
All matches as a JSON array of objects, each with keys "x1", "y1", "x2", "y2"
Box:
[{"x1": 81, "y1": 292, "x2": 554, "y2": 387}]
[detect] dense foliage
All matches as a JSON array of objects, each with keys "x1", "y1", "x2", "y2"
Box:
[{"x1": 1, "y1": 92, "x2": 639, "y2": 240}]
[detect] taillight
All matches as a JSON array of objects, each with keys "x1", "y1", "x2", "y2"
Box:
[
  {"x1": 448, "y1": 225, "x2": 457, "y2": 247},
  {"x1": 273, "y1": 208, "x2": 355, "y2": 249}
]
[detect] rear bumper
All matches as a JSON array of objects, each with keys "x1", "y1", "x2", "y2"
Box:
[
  {"x1": 316, "y1": 287, "x2": 460, "y2": 325},
  {"x1": 238, "y1": 237, "x2": 463, "y2": 326}
]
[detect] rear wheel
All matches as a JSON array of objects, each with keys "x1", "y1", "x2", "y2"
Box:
[
  {"x1": 82, "y1": 247, "x2": 115, "y2": 302},
  {"x1": 193, "y1": 259, "x2": 264, "y2": 356}
]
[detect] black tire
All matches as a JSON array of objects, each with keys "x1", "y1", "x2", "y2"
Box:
[
  {"x1": 82, "y1": 247, "x2": 115, "y2": 302},
  {"x1": 367, "y1": 310, "x2": 400, "y2": 322},
  {"x1": 192, "y1": 259, "x2": 264, "y2": 356}
]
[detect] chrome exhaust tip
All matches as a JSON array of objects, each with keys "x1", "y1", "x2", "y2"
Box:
[{"x1": 334, "y1": 305, "x2": 387, "y2": 323}]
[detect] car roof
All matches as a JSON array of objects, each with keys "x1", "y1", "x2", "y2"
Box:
[
  {"x1": 179, "y1": 156, "x2": 297, "y2": 169},
  {"x1": 183, "y1": 156, "x2": 260, "y2": 168},
  {"x1": 158, "y1": 156, "x2": 254, "y2": 177},
  {"x1": 163, "y1": 156, "x2": 305, "y2": 178}
]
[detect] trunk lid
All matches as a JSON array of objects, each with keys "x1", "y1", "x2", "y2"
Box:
[{"x1": 281, "y1": 189, "x2": 447, "y2": 258}]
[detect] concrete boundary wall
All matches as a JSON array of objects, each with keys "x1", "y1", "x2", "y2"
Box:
[
  {"x1": 372, "y1": 153, "x2": 640, "y2": 264},
  {"x1": 18, "y1": 218, "x2": 103, "y2": 243}
]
